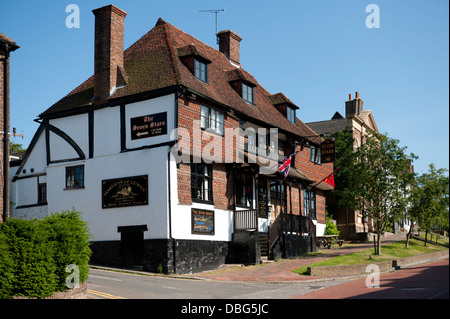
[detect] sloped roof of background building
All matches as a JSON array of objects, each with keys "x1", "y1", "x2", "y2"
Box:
[{"x1": 39, "y1": 18, "x2": 322, "y2": 145}]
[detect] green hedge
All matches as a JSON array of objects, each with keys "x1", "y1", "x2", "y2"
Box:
[{"x1": 0, "y1": 210, "x2": 91, "y2": 299}]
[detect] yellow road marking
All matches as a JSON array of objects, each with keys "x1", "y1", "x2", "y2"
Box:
[{"x1": 87, "y1": 289, "x2": 127, "y2": 299}]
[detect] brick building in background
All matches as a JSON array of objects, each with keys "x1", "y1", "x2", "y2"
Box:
[
  {"x1": 10, "y1": 5, "x2": 334, "y2": 274},
  {"x1": 307, "y1": 92, "x2": 379, "y2": 239},
  {"x1": 0, "y1": 34, "x2": 19, "y2": 223}
]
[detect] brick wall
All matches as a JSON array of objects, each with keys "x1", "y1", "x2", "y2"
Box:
[
  {"x1": 176, "y1": 94, "x2": 333, "y2": 227},
  {"x1": 0, "y1": 49, "x2": 6, "y2": 223}
]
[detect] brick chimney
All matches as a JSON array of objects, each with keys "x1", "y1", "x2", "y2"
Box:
[
  {"x1": 217, "y1": 30, "x2": 242, "y2": 66},
  {"x1": 92, "y1": 5, "x2": 128, "y2": 104},
  {"x1": 345, "y1": 91, "x2": 363, "y2": 118}
]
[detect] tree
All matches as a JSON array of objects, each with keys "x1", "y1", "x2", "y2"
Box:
[
  {"x1": 408, "y1": 164, "x2": 449, "y2": 246},
  {"x1": 10, "y1": 141, "x2": 26, "y2": 153},
  {"x1": 355, "y1": 131, "x2": 416, "y2": 255}
]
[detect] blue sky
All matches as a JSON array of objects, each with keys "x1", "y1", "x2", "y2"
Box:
[{"x1": 1, "y1": 0, "x2": 448, "y2": 174}]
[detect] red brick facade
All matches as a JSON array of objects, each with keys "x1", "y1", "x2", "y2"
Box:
[{"x1": 0, "y1": 34, "x2": 19, "y2": 223}]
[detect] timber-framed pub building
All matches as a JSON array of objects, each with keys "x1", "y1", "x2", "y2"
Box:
[{"x1": 10, "y1": 5, "x2": 334, "y2": 274}]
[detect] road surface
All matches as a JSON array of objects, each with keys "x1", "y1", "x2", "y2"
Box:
[
  {"x1": 87, "y1": 258, "x2": 448, "y2": 300},
  {"x1": 295, "y1": 258, "x2": 449, "y2": 299}
]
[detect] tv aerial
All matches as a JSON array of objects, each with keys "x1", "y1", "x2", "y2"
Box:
[{"x1": 199, "y1": 9, "x2": 225, "y2": 44}]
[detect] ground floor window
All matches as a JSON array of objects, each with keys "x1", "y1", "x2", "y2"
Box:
[
  {"x1": 235, "y1": 172, "x2": 253, "y2": 208},
  {"x1": 38, "y1": 183, "x2": 47, "y2": 204},
  {"x1": 191, "y1": 163, "x2": 213, "y2": 203},
  {"x1": 303, "y1": 189, "x2": 316, "y2": 219},
  {"x1": 270, "y1": 181, "x2": 287, "y2": 215}
]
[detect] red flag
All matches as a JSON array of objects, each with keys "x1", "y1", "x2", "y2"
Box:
[{"x1": 324, "y1": 173, "x2": 335, "y2": 188}]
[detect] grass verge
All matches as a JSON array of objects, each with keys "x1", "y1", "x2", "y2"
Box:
[{"x1": 292, "y1": 238, "x2": 448, "y2": 276}]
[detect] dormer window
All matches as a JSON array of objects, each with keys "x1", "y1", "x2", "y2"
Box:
[
  {"x1": 242, "y1": 82, "x2": 254, "y2": 104},
  {"x1": 177, "y1": 44, "x2": 211, "y2": 84},
  {"x1": 194, "y1": 58, "x2": 208, "y2": 83},
  {"x1": 287, "y1": 106, "x2": 296, "y2": 123},
  {"x1": 268, "y1": 93, "x2": 300, "y2": 124}
]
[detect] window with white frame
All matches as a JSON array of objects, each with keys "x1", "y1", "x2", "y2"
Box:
[
  {"x1": 242, "y1": 82, "x2": 254, "y2": 104},
  {"x1": 194, "y1": 58, "x2": 208, "y2": 83},
  {"x1": 287, "y1": 106, "x2": 296, "y2": 123},
  {"x1": 200, "y1": 105, "x2": 224, "y2": 135},
  {"x1": 310, "y1": 146, "x2": 321, "y2": 164}
]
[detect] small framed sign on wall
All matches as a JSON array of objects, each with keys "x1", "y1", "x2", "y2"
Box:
[{"x1": 191, "y1": 209, "x2": 215, "y2": 235}]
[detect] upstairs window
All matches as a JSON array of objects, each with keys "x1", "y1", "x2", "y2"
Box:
[
  {"x1": 200, "y1": 105, "x2": 224, "y2": 135},
  {"x1": 66, "y1": 165, "x2": 84, "y2": 189},
  {"x1": 310, "y1": 146, "x2": 321, "y2": 164},
  {"x1": 242, "y1": 82, "x2": 254, "y2": 104},
  {"x1": 287, "y1": 106, "x2": 296, "y2": 123},
  {"x1": 194, "y1": 58, "x2": 208, "y2": 83}
]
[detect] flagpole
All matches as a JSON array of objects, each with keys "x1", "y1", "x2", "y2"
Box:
[{"x1": 307, "y1": 166, "x2": 341, "y2": 191}]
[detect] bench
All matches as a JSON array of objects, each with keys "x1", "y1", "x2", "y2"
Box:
[{"x1": 316, "y1": 235, "x2": 344, "y2": 249}]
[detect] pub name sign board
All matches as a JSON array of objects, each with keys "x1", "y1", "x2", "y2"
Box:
[
  {"x1": 102, "y1": 175, "x2": 148, "y2": 209},
  {"x1": 321, "y1": 139, "x2": 336, "y2": 164},
  {"x1": 131, "y1": 112, "x2": 167, "y2": 140}
]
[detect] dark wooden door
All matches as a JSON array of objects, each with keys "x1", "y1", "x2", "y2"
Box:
[{"x1": 121, "y1": 231, "x2": 144, "y2": 267}]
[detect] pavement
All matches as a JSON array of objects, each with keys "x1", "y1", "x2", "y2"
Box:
[
  {"x1": 91, "y1": 232, "x2": 416, "y2": 283},
  {"x1": 180, "y1": 232, "x2": 409, "y2": 283}
]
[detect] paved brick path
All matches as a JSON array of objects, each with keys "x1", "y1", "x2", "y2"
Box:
[{"x1": 185, "y1": 233, "x2": 407, "y2": 283}]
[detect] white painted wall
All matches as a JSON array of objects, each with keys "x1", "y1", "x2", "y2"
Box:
[
  {"x1": 168, "y1": 153, "x2": 233, "y2": 242},
  {"x1": 20, "y1": 130, "x2": 47, "y2": 174},
  {"x1": 94, "y1": 106, "x2": 121, "y2": 157},
  {"x1": 49, "y1": 131, "x2": 79, "y2": 161},
  {"x1": 125, "y1": 94, "x2": 176, "y2": 150},
  {"x1": 50, "y1": 113, "x2": 89, "y2": 156},
  {"x1": 46, "y1": 146, "x2": 170, "y2": 242}
]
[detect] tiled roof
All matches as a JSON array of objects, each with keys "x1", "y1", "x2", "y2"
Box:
[
  {"x1": 306, "y1": 118, "x2": 350, "y2": 135},
  {"x1": 39, "y1": 18, "x2": 322, "y2": 144},
  {"x1": 0, "y1": 33, "x2": 19, "y2": 50}
]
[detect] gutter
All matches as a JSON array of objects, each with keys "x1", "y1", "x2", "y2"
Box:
[{"x1": 2, "y1": 43, "x2": 10, "y2": 222}]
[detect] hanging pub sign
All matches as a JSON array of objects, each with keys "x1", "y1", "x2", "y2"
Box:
[
  {"x1": 321, "y1": 139, "x2": 336, "y2": 163},
  {"x1": 191, "y1": 209, "x2": 215, "y2": 235},
  {"x1": 130, "y1": 112, "x2": 167, "y2": 140},
  {"x1": 102, "y1": 175, "x2": 148, "y2": 209}
]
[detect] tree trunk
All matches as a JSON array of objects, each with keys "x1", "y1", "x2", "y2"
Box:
[
  {"x1": 424, "y1": 229, "x2": 428, "y2": 246},
  {"x1": 376, "y1": 232, "x2": 382, "y2": 255},
  {"x1": 405, "y1": 222, "x2": 413, "y2": 248}
]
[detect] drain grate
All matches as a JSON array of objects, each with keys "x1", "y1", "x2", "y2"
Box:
[{"x1": 307, "y1": 286, "x2": 326, "y2": 290}]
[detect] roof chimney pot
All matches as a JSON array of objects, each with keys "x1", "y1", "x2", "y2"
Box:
[
  {"x1": 92, "y1": 5, "x2": 128, "y2": 104},
  {"x1": 217, "y1": 30, "x2": 242, "y2": 66}
]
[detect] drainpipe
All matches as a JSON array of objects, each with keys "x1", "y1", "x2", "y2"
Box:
[
  {"x1": 2, "y1": 43, "x2": 10, "y2": 223},
  {"x1": 167, "y1": 87, "x2": 181, "y2": 274}
]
